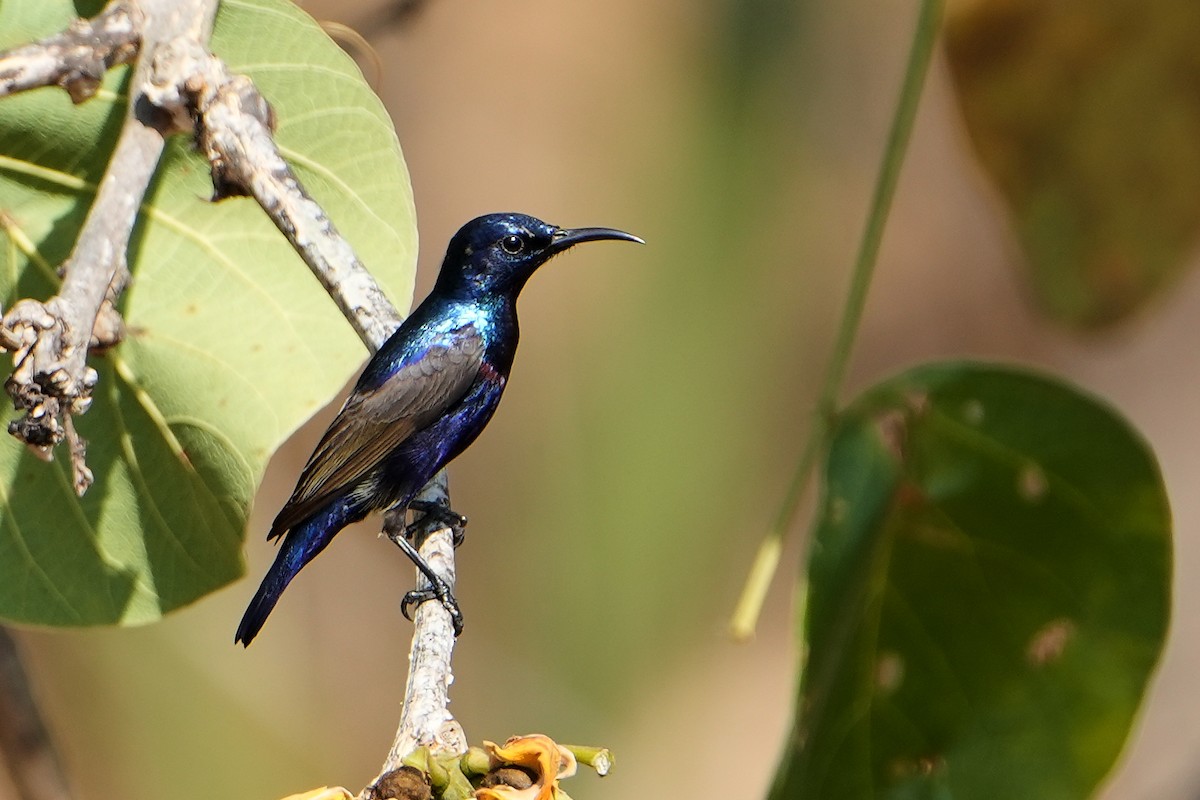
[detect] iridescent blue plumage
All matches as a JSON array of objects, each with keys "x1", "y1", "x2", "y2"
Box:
[{"x1": 236, "y1": 213, "x2": 642, "y2": 645}]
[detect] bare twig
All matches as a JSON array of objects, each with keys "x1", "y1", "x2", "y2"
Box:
[
  {"x1": 0, "y1": 0, "x2": 463, "y2": 785},
  {"x1": 1, "y1": 0, "x2": 218, "y2": 494},
  {"x1": 143, "y1": 42, "x2": 403, "y2": 343},
  {"x1": 0, "y1": 0, "x2": 141, "y2": 103},
  {"x1": 351, "y1": 0, "x2": 435, "y2": 37},
  {"x1": 374, "y1": 473, "x2": 467, "y2": 782},
  {"x1": 141, "y1": 39, "x2": 466, "y2": 779},
  {"x1": 0, "y1": 628, "x2": 73, "y2": 800}
]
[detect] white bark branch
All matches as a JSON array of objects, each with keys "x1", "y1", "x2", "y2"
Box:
[
  {"x1": 377, "y1": 474, "x2": 467, "y2": 778},
  {"x1": 143, "y1": 41, "x2": 404, "y2": 343},
  {"x1": 0, "y1": 0, "x2": 141, "y2": 103},
  {"x1": 0, "y1": 0, "x2": 462, "y2": 787},
  {"x1": 2, "y1": 0, "x2": 217, "y2": 495},
  {"x1": 140, "y1": 35, "x2": 465, "y2": 781}
]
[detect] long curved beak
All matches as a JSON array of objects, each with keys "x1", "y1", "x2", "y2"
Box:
[{"x1": 549, "y1": 226, "x2": 645, "y2": 255}]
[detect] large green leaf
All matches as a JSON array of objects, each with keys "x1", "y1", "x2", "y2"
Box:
[
  {"x1": 772, "y1": 363, "x2": 1170, "y2": 799},
  {"x1": 944, "y1": 0, "x2": 1200, "y2": 328},
  {"x1": 0, "y1": 0, "x2": 416, "y2": 625}
]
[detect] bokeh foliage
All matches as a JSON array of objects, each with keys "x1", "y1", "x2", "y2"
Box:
[{"x1": 945, "y1": 0, "x2": 1200, "y2": 327}]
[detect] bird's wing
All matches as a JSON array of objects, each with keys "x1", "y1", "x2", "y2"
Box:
[{"x1": 270, "y1": 325, "x2": 485, "y2": 536}]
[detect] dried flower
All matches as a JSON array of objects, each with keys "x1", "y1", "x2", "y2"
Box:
[{"x1": 474, "y1": 735, "x2": 578, "y2": 800}]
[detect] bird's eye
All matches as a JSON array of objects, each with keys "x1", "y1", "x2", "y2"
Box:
[{"x1": 500, "y1": 234, "x2": 525, "y2": 255}]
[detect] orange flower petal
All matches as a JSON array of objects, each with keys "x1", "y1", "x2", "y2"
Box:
[{"x1": 475, "y1": 735, "x2": 578, "y2": 800}]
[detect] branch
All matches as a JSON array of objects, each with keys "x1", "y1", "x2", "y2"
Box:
[
  {"x1": 0, "y1": 628, "x2": 73, "y2": 800},
  {"x1": 1, "y1": 0, "x2": 218, "y2": 495},
  {"x1": 0, "y1": 0, "x2": 462, "y2": 786},
  {"x1": 376, "y1": 474, "x2": 465, "y2": 775},
  {"x1": 143, "y1": 42, "x2": 403, "y2": 343},
  {"x1": 140, "y1": 38, "x2": 466, "y2": 779},
  {"x1": 350, "y1": 0, "x2": 435, "y2": 37},
  {"x1": 0, "y1": 0, "x2": 141, "y2": 103}
]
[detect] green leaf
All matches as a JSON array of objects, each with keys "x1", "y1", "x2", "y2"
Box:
[
  {"x1": 0, "y1": 0, "x2": 416, "y2": 626},
  {"x1": 944, "y1": 1, "x2": 1200, "y2": 328},
  {"x1": 772, "y1": 363, "x2": 1170, "y2": 800}
]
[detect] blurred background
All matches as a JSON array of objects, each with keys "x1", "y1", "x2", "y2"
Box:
[{"x1": 10, "y1": 0, "x2": 1200, "y2": 797}]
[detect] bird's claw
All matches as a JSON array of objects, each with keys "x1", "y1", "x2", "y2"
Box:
[
  {"x1": 401, "y1": 581, "x2": 464, "y2": 635},
  {"x1": 406, "y1": 500, "x2": 468, "y2": 546}
]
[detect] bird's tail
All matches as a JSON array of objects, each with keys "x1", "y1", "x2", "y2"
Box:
[{"x1": 235, "y1": 496, "x2": 364, "y2": 646}]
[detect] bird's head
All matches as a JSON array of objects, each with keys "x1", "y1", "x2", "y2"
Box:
[{"x1": 436, "y1": 213, "x2": 642, "y2": 298}]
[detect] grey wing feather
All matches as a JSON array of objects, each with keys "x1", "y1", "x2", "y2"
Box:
[{"x1": 270, "y1": 327, "x2": 485, "y2": 536}]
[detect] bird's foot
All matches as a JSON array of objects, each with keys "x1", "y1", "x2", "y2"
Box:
[
  {"x1": 401, "y1": 581, "x2": 464, "y2": 635},
  {"x1": 406, "y1": 499, "x2": 468, "y2": 546},
  {"x1": 385, "y1": 523, "x2": 465, "y2": 636}
]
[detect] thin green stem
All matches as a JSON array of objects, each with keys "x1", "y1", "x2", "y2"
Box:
[{"x1": 732, "y1": 0, "x2": 945, "y2": 639}]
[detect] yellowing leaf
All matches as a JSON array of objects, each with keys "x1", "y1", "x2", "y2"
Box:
[{"x1": 945, "y1": 0, "x2": 1200, "y2": 327}]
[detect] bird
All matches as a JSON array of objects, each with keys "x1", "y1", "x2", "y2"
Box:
[{"x1": 235, "y1": 212, "x2": 643, "y2": 646}]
